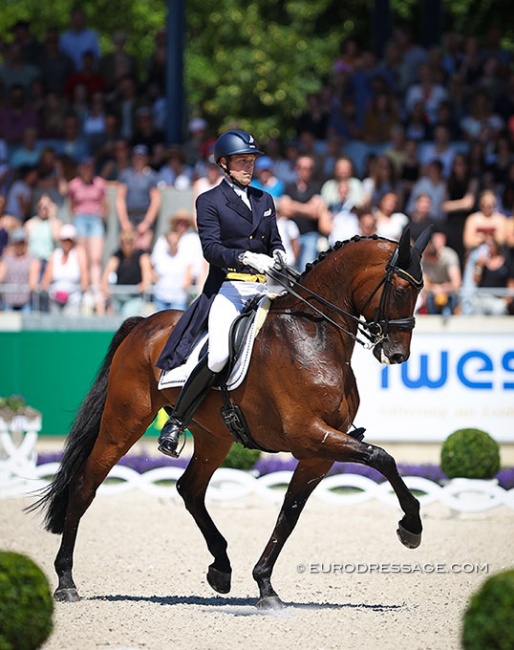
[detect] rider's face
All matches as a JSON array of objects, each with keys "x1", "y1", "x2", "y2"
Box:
[{"x1": 224, "y1": 154, "x2": 257, "y2": 186}]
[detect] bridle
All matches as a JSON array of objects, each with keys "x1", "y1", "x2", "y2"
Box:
[{"x1": 267, "y1": 241, "x2": 424, "y2": 350}]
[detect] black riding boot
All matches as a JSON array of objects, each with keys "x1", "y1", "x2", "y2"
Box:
[{"x1": 158, "y1": 355, "x2": 217, "y2": 458}]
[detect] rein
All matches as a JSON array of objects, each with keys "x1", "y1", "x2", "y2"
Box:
[{"x1": 268, "y1": 242, "x2": 424, "y2": 349}]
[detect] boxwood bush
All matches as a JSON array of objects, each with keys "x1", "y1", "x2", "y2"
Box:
[
  {"x1": 0, "y1": 551, "x2": 54, "y2": 650},
  {"x1": 462, "y1": 568, "x2": 514, "y2": 649},
  {"x1": 440, "y1": 428, "x2": 500, "y2": 479},
  {"x1": 221, "y1": 442, "x2": 261, "y2": 470}
]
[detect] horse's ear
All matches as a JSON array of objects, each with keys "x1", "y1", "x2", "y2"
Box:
[
  {"x1": 396, "y1": 226, "x2": 412, "y2": 269},
  {"x1": 413, "y1": 225, "x2": 434, "y2": 256}
]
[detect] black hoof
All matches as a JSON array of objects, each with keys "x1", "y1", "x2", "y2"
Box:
[
  {"x1": 397, "y1": 523, "x2": 422, "y2": 549},
  {"x1": 256, "y1": 595, "x2": 284, "y2": 610},
  {"x1": 207, "y1": 566, "x2": 231, "y2": 594},
  {"x1": 54, "y1": 587, "x2": 80, "y2": 602}
]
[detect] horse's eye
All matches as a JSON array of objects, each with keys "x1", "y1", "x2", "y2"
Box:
[{"x1": 393, "y1": 287, "x2": 408, "y2": 300}]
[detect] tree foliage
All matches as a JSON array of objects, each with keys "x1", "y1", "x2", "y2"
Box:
[{"x1": 1, "y1": 0, "x2": 513, "y2": 140}]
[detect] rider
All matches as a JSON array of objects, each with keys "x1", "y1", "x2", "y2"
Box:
[{"x1": 156, "y1": 129, "x2": 287, "y2": 457}]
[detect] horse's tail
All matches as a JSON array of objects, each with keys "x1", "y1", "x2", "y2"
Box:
[{"x1": 26, "y1": 316, "x2": 144, "y2": 534}]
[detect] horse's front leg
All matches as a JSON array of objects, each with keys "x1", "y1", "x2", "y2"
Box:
[
  {"x1": 312, "y1": 427, "x2": 422, "y2": 549},
  {"x1": 176, "y1": 431, "x2": 234, "y2": 594},
  {"x1": 253, "y1": 458, "x2": 333, "y2": 610}
]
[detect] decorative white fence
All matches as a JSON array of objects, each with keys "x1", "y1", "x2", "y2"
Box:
[{"x1": 1, "y1": 427, "x2": 514, "y2": 514}]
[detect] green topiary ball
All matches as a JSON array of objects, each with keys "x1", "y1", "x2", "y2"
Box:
[
  {"x1": 462, "y1": 568, "x2": 514, "y2": 649},
  {"x1": 440, "y1": 428, "x2": 500, "y2": 479},
  {"x1": 0, "y1": 551, "x2": 54, "y2": 650},
  {"x1": 221, "y1": 442, "x2": 261, "y2": 470}
]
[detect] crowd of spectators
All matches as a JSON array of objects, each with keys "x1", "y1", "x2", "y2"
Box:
[{"x1": 1, "y1": 11, "x2": 514, "y2": 317}]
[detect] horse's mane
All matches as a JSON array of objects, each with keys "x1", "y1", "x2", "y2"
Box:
[{"x1": 300, "y1": 234, "x2": 397, "y2": 279}]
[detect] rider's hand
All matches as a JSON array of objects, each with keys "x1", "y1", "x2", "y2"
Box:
[
  {"x1": 241, "y1": 251, "x2": 275, "y2": 274},
  {"x1": 273, "y1": 249, "x2": 288, "y2": 268}
]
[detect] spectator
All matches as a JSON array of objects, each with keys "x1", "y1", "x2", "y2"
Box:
[
  {"x1": 295, "y1": 92, "x2": 329, "y2": 141},
  {"x1": 157, "y1": 146, "x2": 194, "y2": 190},
  {"x1": 0, "y1": 84, "x2": 39, "y2": 146},
  {"x1": 276, "y1": 209, "x2": 301, "y2": 269},
  {"x1": 150, "y1": 229, "x2": 194, "y2": 311},
  {"x1": 250, "y1": 156, "x2": 285, "y2": 200},
  {"x1": 9, "y1": 126, "x2": 41, "y2": 169},
  {"x1": 193, "y1": 157, "x2": 223, "y2": 205},
  {"x1": 5, "y1": 164, "x2": 38, "y2": 223},
  {"x1": 406, "y1": 159, "x2": 447, "y2": 222},
  {"x1": 405, "y1": 66, "x2": 446, "y2": 124},
  {"x1": 39, "y1": 92, "x2": 67, "y2": 139},
  {"x1": 274, "y1": 139, "x2": 301, "y2": 186},
  {"x1": 34, "y1": 147, "x2": 67, "y2": 204},
  {"x1": 0, "y1": 138, "x2": 10, "y2": 194},
  {"x1": 461, "y1": 189, "x2": 509, "y2": 313},
  {"x1": 383, "y1": 123, "x2": 408, "y2": 174},
  {"x1": 358, "y1": 211, "x2": 378, "y2": 236},
  {"x1": 321, "y1": 155, "x2": 364, "y2": 210},
  {"x1": 98, "y1": 30, "x2": 137, "y2": 94},
  {"x1": 362, "y1": 88, "x2": 400, "y2": 143},
  {"x1": 442, "y1": 152, "x2": 479, "y2": 270},
  {"x1": 110, "y1": 74, "x2": 141, "y2": 142},
  {"x1": 25, "y1": 193, "x2": 62, "y2": 277},
  {"x1": 361, "y1": 154, "x2": 400, "y2": 212},
  {"x1": 471, "y1": 237, "x2": 514, "y2": 315},
  {"x1": 0, "y1": 43, "x2": 40, "y2": 97},
  {"x1": 59, "y1": 5, "x2": 100, "y2": 72},
  {"x1": 38, "y1": 28, "x2": 75, "y2": 95},
  {"x1": 373, "y1": 191, "x2": 409, "y2": 240},
  {"x1": 65, "y1": 157, "x2": 108, "y2": 296},
  {"x1": 182, "y1": 117, "x2": 209, "y2": 168},
  {"x1": 0, "y1": 227, "x2": 40, "y2": 313},
  {"x1": 0, "y1": 194, "x2": 20, "y2": 254},
  {"x1": 10, "y1": 19, "x2": 43, "y2": 67},
  {"x1": 391, "y1": 23, "x2": 427, "y2": 93},
  {"x1": 40, "y1": 223, "x2": 89, "y2": 314},
  {"x1": 100, "y1": 229, "x2": 152, "y2": 317},
  {"x1": 57, "y1": 113, "x2": 89, "y2": 163},
  {"x1": 64, "y1": 49, "x2": 106, "y2": 102},
  {"x1": 145, "y1": 27, "x2": 167, "y2": 96},
  {"x1": 82, "y1": 92, "x2": 108, "y2": 156},
  {"x1": 407, "y1": 192, "x2": 438, "y2": 241},
  {"x1": 319, "y1": 179, "x2": 359, "y2": 246},
  {"x1": 420, "y1": 227, "x2": 462, "y2": 316},
  {"x1": 326, "y1": 95, "x2": 362, "y2": 142},
  {"x1": 115, "y1": 144, "x2": 161, "y2": 251},
  {"x1": 279, "y1": 155, "x2": 327, "y2": 270},
  {"x1": 403, "y1": 99, "x2": 430, "y2": 141},
  {"x1": 130, "y1": 106, "x2": 166, "y2": 155},
  {"x1": 418, "y1": 123, "x2": 456, "y2": 178},
  {"x1": 397, "y1": 138, "x2": 421, "y2": 209},
  {"x1": 500, "y1": 161, "x2": 514, "y2": 217},
  {"x1": 98, "y1": 137, "x2": 131, "y2": 182},
  {"x1": 460, "y1": 90, "x2": 504, "y2": 143}
]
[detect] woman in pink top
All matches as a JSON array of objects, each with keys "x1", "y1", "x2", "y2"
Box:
[{"x1": 65, "y1": 157, "x2": 108, "y2": 296}]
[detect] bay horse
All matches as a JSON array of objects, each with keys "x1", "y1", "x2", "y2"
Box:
[{"x1": 30, "y1": 227, "x2": 431, "y2": 609}]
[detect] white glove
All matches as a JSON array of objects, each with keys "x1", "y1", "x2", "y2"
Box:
[
  {"x1": 273, "y1": 249, "x2": 288, "y2": 268},
  {"x1": 241, "y1": 251, "x2": 275, "y2": 274}
]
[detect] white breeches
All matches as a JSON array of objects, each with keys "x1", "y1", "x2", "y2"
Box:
[{"x1": 207, "y1": 280, "x2": 268, "y2": 373}]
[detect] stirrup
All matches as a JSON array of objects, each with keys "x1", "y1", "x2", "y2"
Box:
[{"x1": 158, "y1": 419, "x2": 187, "y2": 458}]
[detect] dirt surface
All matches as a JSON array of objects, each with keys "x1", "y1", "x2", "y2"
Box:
[{"x1": 1, "y1": 490, "x2": 512, "y2": 650}]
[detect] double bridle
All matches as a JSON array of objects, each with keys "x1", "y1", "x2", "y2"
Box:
[{"x1": 268, "y1": 243, "x2": 424, "y2": 350}]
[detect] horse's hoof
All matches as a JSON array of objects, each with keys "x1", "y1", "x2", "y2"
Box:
[
  {"x1": 256, "y1": 596, "x2": 284, "y2": 610},
  {"x1": 207, "y1": 566, "x2": 231, "y2": 594},
  {"x1": 54, "y1": 587, "x2": 80, "y2": 602},
  {"x1": 397, "y1": 523, "x2": 422, "y2": 549}
]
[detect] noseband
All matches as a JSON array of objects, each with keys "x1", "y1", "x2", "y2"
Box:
[{"x1": 268, "y1": 242, "x2": 424, "y2": 349}]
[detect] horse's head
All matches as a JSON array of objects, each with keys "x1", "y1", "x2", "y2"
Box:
[{"x1": 358, "y1": 227, "x2": 432, "y2": 365}]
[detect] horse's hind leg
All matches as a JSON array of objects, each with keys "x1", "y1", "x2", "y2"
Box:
[
  {"x1": 176, "y1": 431, "x2": 234, "y2": 594},
  {"x1": 253, "y1": 458, "x2": 333, "y2": 609},
  {"x1": 54, "y1": 405, "x2": 157, "y2": 601}
]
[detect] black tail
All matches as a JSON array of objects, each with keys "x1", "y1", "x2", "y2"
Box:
[{"x1": 26, "y1": 316, "x2": 144, "y2": 534}]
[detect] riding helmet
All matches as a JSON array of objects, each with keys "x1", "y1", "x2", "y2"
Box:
[{"x1": 214, "y1": 130, "x2": 263, "y2": 164}]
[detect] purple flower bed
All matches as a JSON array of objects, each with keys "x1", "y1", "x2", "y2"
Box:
[{"x1": 36, "y1": 452, "x2": 514, "y2": 490}]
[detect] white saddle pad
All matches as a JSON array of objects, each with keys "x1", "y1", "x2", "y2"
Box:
[{"x1": 158, "y1": 296, "x2": 273, "y2": 392}]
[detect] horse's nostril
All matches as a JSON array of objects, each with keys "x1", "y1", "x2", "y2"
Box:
[{"x1": 390, "y1": 353, "x2": 406, "y2": 364}]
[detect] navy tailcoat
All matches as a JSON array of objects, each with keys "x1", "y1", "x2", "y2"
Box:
[{"x1": 156, "y1": 179, "x2": 284, "y2": 370}]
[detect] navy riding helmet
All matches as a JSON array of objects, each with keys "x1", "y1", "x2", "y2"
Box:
[{"x1": 214, "y1": 130, "x2": 264, "y2": 164}]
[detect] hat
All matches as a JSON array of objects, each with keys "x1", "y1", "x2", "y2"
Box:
[
  {"x1": 255, "y1": 156, "x2": 274, "y2": 171},
  {"x1": 59, "y1": 224, "x2": 77, "y2": 240},
  {"x1": 132, "y1": 144, "x2": 149, "y2": 156},
  {"x1": 10, "y1": 228, "x2": 26, "y2": 244},
  {"x1": 188, "y1": 117, "x2": 207, "y2": 133}
]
